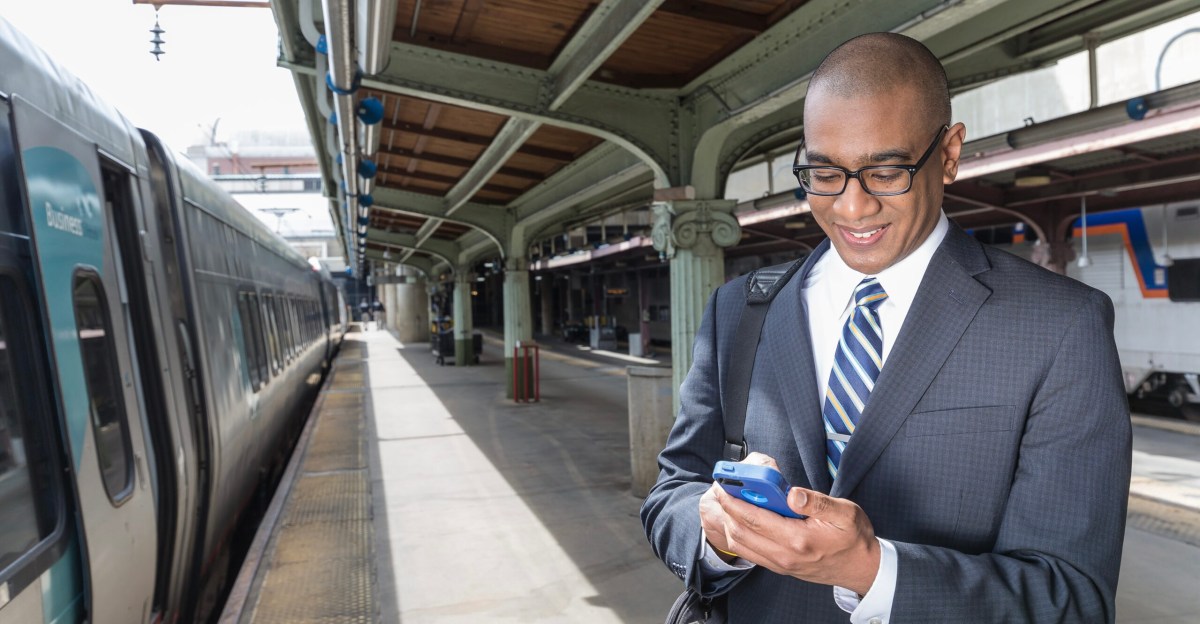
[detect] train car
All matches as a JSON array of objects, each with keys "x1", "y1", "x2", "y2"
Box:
[
  {"x1": 987, "y1": 203, "x2": 1200, "y2": 421},
  {"x1": 0, "y1": 18, "x2": 340, "y2": 624},
  {"x1": 312, "y1": 259, "x2": 348, "y2": 358},
  {"x1": 1067, "y1": 204, "x2": 1200, "y2": 420}
]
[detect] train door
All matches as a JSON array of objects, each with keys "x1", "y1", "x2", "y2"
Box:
[{"x1": 11, "y1": 97, "x2": 157, "y2": 622}]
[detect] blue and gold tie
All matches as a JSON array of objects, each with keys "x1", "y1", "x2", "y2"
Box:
[{"x1": 823, "y1": 277, "x2": 888, "y2": 479}]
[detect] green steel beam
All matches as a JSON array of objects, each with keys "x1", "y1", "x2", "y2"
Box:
[
  {"x1": 366, "y1": 228, "x2": 462, "y2": 266},
  {"x1": 364, "y1": 249, "x2": 437, "y2": 278},
  {"x1": 444, "y1": 118, "x2": 541, "y2": 217},
  {"x1": 511, "y1": 143, "x2": 652, "y2": 224},
  {"x1": 369, "y1": 189, "x2": 508, "y2": 251},
  {"x1": 279, "y1": 49, "x2": 677, "y2": 184},
  {"x1": 1015, "y1": 0, "x2": 1197, "y2": 64}
]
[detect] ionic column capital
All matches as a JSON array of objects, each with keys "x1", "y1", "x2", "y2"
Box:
[{"x1": 651, "y1": 199, "x2": 741, "y2": 258}]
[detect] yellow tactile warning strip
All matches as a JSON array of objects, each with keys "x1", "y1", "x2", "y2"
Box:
[{"x1": 242, "y1": 338, "x2": 376, "y2": 623}]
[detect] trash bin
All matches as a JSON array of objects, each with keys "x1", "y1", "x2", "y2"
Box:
[
  {"x1": 590, "y1": 325, "x2": 617, "y2": 350},
  {"x1": 628, "y1": 332, "x2": 643, "y2": 358},
  {"x1": 626, "y1": 365, "x2": 673, "y2": 497}
]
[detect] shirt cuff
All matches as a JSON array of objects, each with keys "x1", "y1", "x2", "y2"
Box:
[
  {"x1": 698, "y1": 531, "x2": 755, "y2": 573},
  {"x1": 833, "y1": 537, "x2": 897, "y2": 624}
]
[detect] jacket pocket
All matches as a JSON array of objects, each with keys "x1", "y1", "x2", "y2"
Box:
[{"x1": 904, "y1": 405, "x2": 1016, "y2": 437}]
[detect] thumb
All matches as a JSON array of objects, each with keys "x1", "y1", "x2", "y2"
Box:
[{"x1": 788, "y1": 487, "x2": 834, "y2": 518}]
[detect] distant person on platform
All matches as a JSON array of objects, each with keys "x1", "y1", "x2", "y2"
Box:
[
  {"x1": 359, "y1": 298, "x2": 371, "y2": 330},
  {"x1": 641, "y1": 32, "x2": 1131, "y2": 623},
  {"x1": 371, "y1": 300, "x2": 385, "y2": 331}
]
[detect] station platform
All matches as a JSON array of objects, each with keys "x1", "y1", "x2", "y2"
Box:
[
  {"x1": 220, "y1": 326, "x2": 1200, "y2": 624},
  {"x1": 220, "y1": 326, "x2": 680, "y2": 623}
]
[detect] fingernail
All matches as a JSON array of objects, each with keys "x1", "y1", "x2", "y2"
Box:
[{"x1": 793, "y1": 489, "x2": 807, "y2": 507}]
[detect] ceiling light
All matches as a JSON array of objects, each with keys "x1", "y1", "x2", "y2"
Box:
[{"x1": 1013, "y1": 167, "x2": 1053, "y2": 188}]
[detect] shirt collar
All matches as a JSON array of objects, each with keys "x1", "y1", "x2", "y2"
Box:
[{"x1": 817, "y1": 211, "x2": 950, "y2": 313}]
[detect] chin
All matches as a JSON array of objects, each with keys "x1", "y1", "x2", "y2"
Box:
[{"x1": 842, "y1": 254, "x2": 891, "y2": 276}]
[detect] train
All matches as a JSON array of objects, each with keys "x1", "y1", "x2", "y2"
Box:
[
  {"x1": 0, "y1": 19, "x2": 345, "y2": 624},
  {"x1": 981, "y1": 203, "x2": 1200, "y2": 421}
]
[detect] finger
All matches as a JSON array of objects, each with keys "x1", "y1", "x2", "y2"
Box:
[
  {"x1": 742, "y1": 452, "x2": 780, "y2": 471},
  {"x1": 788, "y1": 487, "x2": 842, "y2": 523},
  {"x1": 700, "y1": 484, "x2": 724, "y2": 519}
]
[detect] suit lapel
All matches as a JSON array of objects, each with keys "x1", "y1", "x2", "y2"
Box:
[
  {"x1": 766, "y1": 240, "x2": 834, "y2": 494},
  {"x1": 831, "y1": 225, "x2": 993, "y2": 499}
]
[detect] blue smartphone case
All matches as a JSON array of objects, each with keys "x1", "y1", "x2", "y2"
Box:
[{"x1": 713, "y1": 461, "x2": 806, "y2": 519}]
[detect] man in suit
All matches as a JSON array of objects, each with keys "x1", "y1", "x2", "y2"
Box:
[{"x1": 641, "y1": 32, "x2": 1131, "y2": 622}]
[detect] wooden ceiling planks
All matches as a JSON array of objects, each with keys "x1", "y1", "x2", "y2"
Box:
[
  {"x1": 468, "y1": 0, "x2": 592, "y2": 57},
  {"x1": 599, "y1": 0, "x2": 806, "y2": 87},
  {"x1": 362, "y1": 1, "x2": 814, "y2": 235},
  {"x1": 391, "y1": 1, "x2": 805, "y2": 88},
  {"x1": 466, "y1": 124, "x2": 603, "y2": 204}
]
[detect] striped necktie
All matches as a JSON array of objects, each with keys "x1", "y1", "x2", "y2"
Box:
[{"x1": 823, "y1": 277, "x2": 888, "y2": 480}]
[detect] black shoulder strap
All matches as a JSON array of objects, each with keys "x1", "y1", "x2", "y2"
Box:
[{"x1": 722, "y1": 258, "x2": 805, "y2": 461}]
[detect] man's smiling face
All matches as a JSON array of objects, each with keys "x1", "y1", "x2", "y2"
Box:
[{"x1": 801, "y1": 84, "x2": 963, "y2": 275}]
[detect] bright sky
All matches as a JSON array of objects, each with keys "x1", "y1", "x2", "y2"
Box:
[{"x1": 1, "y1": 0, "x2": 308, "y2": 152}]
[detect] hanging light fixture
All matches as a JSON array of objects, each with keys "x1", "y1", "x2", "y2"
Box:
[
  {"x1": 1077, "y1": 196, "x2": 1091, "y2": 268},
  {"x1": 149, "y1": 11, "x2": 166, "y2": 60}
]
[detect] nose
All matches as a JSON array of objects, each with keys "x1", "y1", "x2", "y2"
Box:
[{"x1": 832, "y1": 175, "x2": 882, "y2": 221}]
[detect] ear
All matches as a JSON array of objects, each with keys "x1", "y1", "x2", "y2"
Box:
[{"x1": 941, "y1": 122, "x2": 967, "y2": 184}]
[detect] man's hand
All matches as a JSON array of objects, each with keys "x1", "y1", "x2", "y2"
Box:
[{"x1": 699, "y1": 453, "x2": 881, "y2": 594}]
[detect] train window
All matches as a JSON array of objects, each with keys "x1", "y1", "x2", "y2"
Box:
[
  {"x1": 290, "y1": 299, "x2": 300, "y2": 353},
  {"x1": 278, "y1": 298, "x2": 293, "y2": 361},
  {"x1": 284, "y1": 298, "x2": 295, "y2": 359},
  {"x1": 262, "y1": 296, "x2": 281, "y2": 375},
  {"x1": 293, "y1": 300, "x2": 303, "y2": 348},
  {"x1": 73, "y1": 272, "x2": 135, "y2": 503},
  {"x1": 274, "y1": 299, "x2": 284, "y2": 363},
  {"x1": 236, "y1": 294, "x2": 261, "y2": 389},
  {"x1": 303, "y1": 301, "x2": 310, "y2": 343},
  {"x1": 238, "y1": 292, "x2": 269, "y2": 390},
  {"x1": 249, "y1": 293, "x2": 269, "y2": 385},
  {"x1": 0, "y1": 277, "x2": 58, "y2": 572},
  {"x1": 1167, "y1": 259, "x2": 1200, "y2": 302}
]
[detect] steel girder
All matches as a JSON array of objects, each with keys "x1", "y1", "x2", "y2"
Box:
[
  {"x1": 369, "y1": 188, "x2": 507, "y2": 250},
  {"x1": 363, "y1": 249, "x2": 438, "y2": 278},
  {"x1": 366, "y1": 227, "x2": 462, "y2": 266}
]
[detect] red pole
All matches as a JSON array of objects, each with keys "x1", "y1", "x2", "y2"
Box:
[
  {"x1": 534, "y1": 345, "x2": 540, "y2": 402},
  {"x1": 512, "y1": 345, "x2": 518, "y2": 402}
]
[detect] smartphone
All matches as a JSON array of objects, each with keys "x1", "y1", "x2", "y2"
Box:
[{"x1": 713, "y1": 461, "x2": 806, "y2": 519}]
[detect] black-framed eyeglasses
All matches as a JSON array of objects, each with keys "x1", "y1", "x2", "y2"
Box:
[{"x1": 792, "y1": 125, "x2": 949, "y2": 196}]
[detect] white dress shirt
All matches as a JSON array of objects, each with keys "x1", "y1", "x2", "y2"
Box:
[{"x1": 701, "y1": 211, "x2": 950, "y2": 624}]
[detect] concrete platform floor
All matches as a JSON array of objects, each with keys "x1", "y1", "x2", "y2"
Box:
[{"x1": 362, "y1": 328, "x2": 678, "y2": 623}]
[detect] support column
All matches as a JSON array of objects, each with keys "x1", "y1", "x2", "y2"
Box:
[
  {"x1": 453, "y1": 270, "x2": 475, "y2": 366},
  {"x1": 565, "y1": 274, "x2": 578, "y2": 323},
  {"x1": 539, "y1": 278, "x2": 554, "y2": 337},
  {"x1": 395, "y1": 267, "x2": 430, "y2": 343},
  {"x1": 384, "y1": 282, "x2": 398, "y2": 331},
  {"x1": 651, "y1": 197, "x2": 741, "y2": 416},
  {"x1": 503, "y1": 257, "x2": 534, "y2": 398}
]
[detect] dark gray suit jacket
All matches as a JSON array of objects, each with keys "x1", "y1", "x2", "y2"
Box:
[{"x1": 641, "y1": 225, "x2": 1132, "y2": 622}]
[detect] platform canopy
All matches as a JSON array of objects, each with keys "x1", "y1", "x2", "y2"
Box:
[{"x1": 269, "y1": 0, "x2": 1200, "y2": 277}]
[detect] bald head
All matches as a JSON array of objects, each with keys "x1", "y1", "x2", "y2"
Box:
[{"x1": 806, "y1": 33, "x2": 950, "y2": 129}]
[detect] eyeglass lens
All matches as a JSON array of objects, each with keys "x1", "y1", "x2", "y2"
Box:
[{"x1": 798, "y1": 168, "x2": 911, "y2": 195}]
